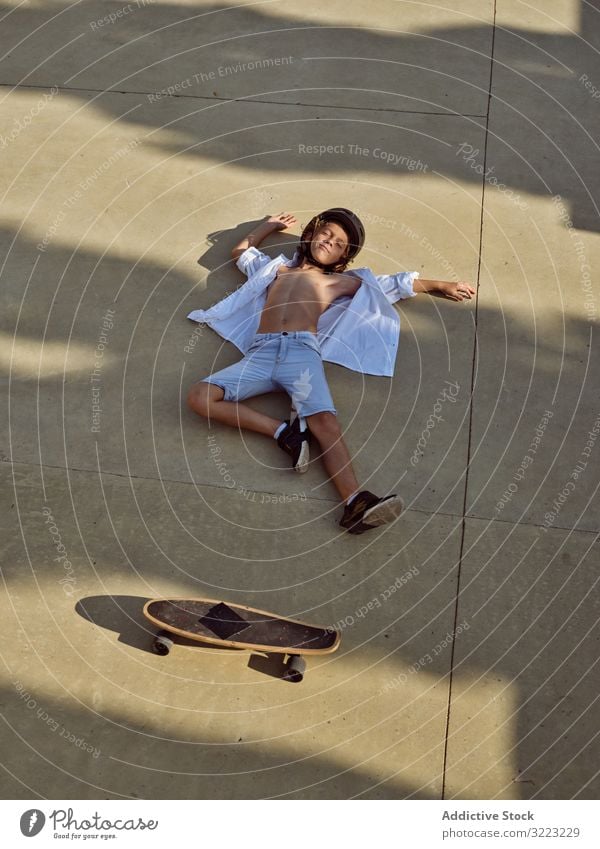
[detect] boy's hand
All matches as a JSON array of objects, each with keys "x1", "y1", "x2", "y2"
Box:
[
  {"x1": 231, "y1": 213, "x2": 299, "y2": 260},
  {"x1": 440, "y1": 281, "x2": 476, "y2": 301},
  {"x1": 413, "y1": 277, "x2": 476, "y2": 299},
  {"x1": 266, "y1": 212, "x2": 298, "y2": 231}
]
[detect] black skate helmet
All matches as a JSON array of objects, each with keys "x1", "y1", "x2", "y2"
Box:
[{"x1": 299, "y1": 207, "x2": 365, "y2": 273}]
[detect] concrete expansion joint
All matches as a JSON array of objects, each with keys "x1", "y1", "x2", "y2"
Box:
[
  {"x1": 12, "y1": 460, "x2": 600, "y2": 535},
  {"x1": 9, "y1": 460, "x2": 597, "y2": 536},
  {"x1": 0, "y1": 83, "x2": 487, "y2": 118}
]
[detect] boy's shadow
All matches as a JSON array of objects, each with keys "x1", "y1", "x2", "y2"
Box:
[{"x1": 197, "y1": 218, "x2": 300, "y2": 281}]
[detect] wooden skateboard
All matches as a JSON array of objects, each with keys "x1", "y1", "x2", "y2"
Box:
[{"x1": 143, "y1": 597, "x2": 340, "y2": 682}]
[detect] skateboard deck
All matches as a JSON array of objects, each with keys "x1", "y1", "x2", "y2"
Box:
[{"x1": 143, "y1": 597, "x2": 340, "y2": 682}]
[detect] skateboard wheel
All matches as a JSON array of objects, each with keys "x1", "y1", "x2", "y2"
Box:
[
  {"x1": 153, "y1": 631, "x2": 174, "y2": 656},
  {"x1": 283, "y1": 655, "x2": 306, "y2": 683}
]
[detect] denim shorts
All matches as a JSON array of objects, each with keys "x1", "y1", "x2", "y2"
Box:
[{"x1": 196, "y1": 331, "x2": 337, "y2": 416}]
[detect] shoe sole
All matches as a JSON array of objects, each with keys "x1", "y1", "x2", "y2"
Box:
[
  {"x1": 347, "y1": 495, "x2": 405, "y2": 534},
  {"x1": 294, "y1": 439, "x2": 310, "y2": 473}
]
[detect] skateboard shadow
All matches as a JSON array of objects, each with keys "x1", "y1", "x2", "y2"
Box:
[
  {"x1": 76, "y1": 594, "x2": 161, "y2": 654},
  {"x1": 247, "y1": 652, "x2": 289, "y2": 680},
  {"x1": 76, "y1": 594, "x2": 232, "y2": 655},
  {"x1": 75, "y1": 595, "x2": 267, "y2": 667}
]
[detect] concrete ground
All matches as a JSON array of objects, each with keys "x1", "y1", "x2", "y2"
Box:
[{"x1": 1, "y1": 0, "x2": 599, "y2": 799}]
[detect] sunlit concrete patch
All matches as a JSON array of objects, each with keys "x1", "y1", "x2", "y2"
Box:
[
  {"x1": 0, "y1": 1, "x2": 494, "y2": 114},
  {"x1": 444, "y1": 518, "x2": 600, "y2": 799},
  {"x1": 0, "y1": 89, "x2": 165, "y2": 265},
  {"x1": 5, "y1": 449, "x2": 465, "y2": 592},
  {"x1": 2, "y1": 661, "x2": 452, "y2": 799},
  {"x1": 445, "y1": 670, "x2": 520, "y2": 799},
  {"x1": 1, "y1": 461, "x2": 466, "y2": 798},
  {"x1": 490, "y1": 5, "x2": 600, "y2": 231},
  {"x1": 497, "y1": 0, "x2": 580, "y2": 34},
  {"x1": 492, "y1": 0, "x2": 587, "y2": 139},
  {"x1": 1, "y1": 0, "x2": 597, "y2": 806},
  {"x1": 464, "y1": 100, "x2": 600, "y2": 531},
  {"x1": 2, "y1": 86, "x2": 485, "y2": 520},
  {"x1": 0, "y1": 333, "x2": 112, "y2": 379}
]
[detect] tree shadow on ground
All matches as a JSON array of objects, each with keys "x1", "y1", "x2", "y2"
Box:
[{"x1": 0, "y1": 2, "x2": 598, "y2": 230}]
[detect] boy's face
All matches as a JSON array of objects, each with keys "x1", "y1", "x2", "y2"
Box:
[{"x1": 310, "y1": 220, "x2": 349, "y2": 266}]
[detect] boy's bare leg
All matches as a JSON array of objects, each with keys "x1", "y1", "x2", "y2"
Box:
[
  {"x1": 306, "y1": 412, "x2": 360, "y2": 502},
  {"x1": 188, "y1": 388, "x2": 359, "y2": 500},
  {"x1": 187, "y1": 383, "x2": 283, "y2": 437}
]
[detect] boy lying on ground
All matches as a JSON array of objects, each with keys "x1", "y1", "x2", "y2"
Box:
[{"x1": 187, "y1": 209, "x2": 475, "y2": 534}]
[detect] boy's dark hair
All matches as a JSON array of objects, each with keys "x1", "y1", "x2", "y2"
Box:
[{"x1": 298, "y1": 208, "x2": 365, "y2": 273}]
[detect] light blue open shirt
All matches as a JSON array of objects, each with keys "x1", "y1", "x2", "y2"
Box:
[{"x1": 187, "y1": 247, "x2": 419, "y2": 377}]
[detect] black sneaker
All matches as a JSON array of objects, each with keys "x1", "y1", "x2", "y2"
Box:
[
  {"x1": 340, "y1": 490, "x2": 405, "y2": 534},
  {"x1": 276, "y1": 417, "x2": 311, "y2": 473}
]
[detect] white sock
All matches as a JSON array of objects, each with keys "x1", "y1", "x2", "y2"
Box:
[
  {"x1": 346, "y1": 491, "x2": 360, "y2": 506},
  {"x1": 273, "y1": 422, "x2": 287, "y2": 440}
]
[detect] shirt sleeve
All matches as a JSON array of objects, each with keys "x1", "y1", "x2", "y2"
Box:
[
  {"x1": 235, "y1": 246, "x2": 273, "y2": 278},
  {"x1": 376, "y1": 271, "x2": 420, "y2": 304}
]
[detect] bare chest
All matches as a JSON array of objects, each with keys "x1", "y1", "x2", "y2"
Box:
[{"x1": 266, "y1": 265, "x2": 348, "y2": 307}]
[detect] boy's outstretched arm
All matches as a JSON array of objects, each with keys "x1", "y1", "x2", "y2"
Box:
[
  {"x1": 231, "y1": 212, "x2": 298, "y2": 261},
  {"x1": 413, "y1": 277, "x2": 476, "y2": 302}
]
